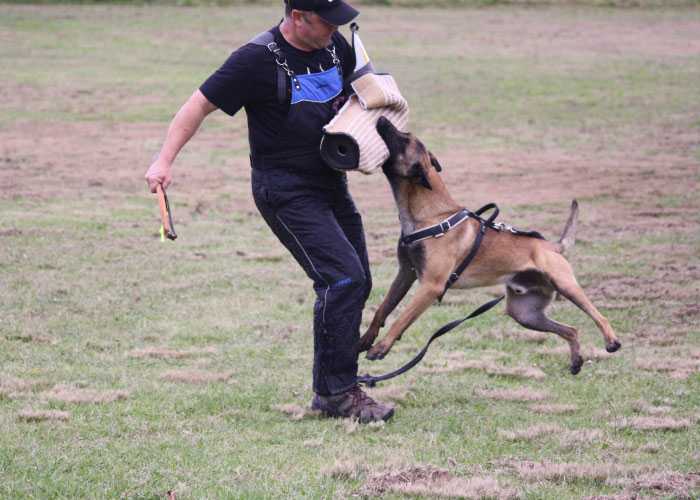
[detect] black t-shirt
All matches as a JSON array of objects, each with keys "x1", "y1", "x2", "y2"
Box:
[{"x1": 200, "y1": 25, "x2": 355, "y2": 157}]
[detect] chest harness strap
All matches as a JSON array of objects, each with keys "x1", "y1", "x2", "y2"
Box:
[{"x1": 249, "y1": 30, "x2": 342, "y2": 105}]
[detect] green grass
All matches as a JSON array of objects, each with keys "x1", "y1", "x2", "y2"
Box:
[{"x1": 1, "y1": 4, "x2": 699, "y2": 498}]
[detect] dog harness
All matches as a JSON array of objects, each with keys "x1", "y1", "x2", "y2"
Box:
[
  {"x1": 400, "y1": 203, "x2": 544, "y2": 302},
  {"x1": 357, "y1": 204, "x2": 545, "y2": 387}
]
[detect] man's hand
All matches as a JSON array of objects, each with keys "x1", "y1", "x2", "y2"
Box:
[{"x1": 145, "y1": 157, "x2": 172, "y2": 193}]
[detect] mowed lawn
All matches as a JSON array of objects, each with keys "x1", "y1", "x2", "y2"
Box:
[{"x1": 1, "y1": 4, "x2": 699, "y2": 498}]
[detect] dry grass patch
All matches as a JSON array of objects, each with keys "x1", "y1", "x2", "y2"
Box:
[
  {"x1": 341, "y1": 418, "x2": 385, "y2": 434},
  {"x1": 536, "y1": 345, "x2": 612, "y2": 361},
  {"x1": 505, "y1": 460, "x2": 637, "y2": 484},
  {"x1": 321, "y1": 458, "x2": 366, "y2": 480},
  {"x1": 42, "y1": 385, "x2": 129, "y2": 404},
  {"x1": 639, "y1": 442, "x2": 662, "y2": 454},
  {"x1": 614, "y1": 416, "x2": 692, "y2": 431},
  {"x1": 18, "y1": 409, "x2": 70, "y2": 422},
  {"x1": 160, "y1": 369, "x2": 233, "y2": 384},
  {"x1": 361, "y1": 464, "x2": 517, "y2": 499},
  {"x1": 499, "y1": 423, "x2": 562, "y2": 441},
  {"x1": 528, "y1": 403, "x2": 578, "y2": 415},
  {"x1": 631, "y1": 400, "x2": 673, "y2": 416},
  {"x1": 420, "y1": 352, "x2": 545, "y2": 380},
  {"x1": 558, "y1": 429, "x2": 604, "y2": 449},
  {"x1": 366, "y1": 384, "x2": 413, "y2": 404},
  {"x1": 0, "y1": 375, "x2": 41, "y2": 392},
  {"x1": 270, "y1": 403, "x2": 320, "y2": 421},
  {"x1": 475, "y1": 387, "x2": 550, "y2": 402},
  {"x1": 128, "y1": 346, "x2": 217, "y2": 359},
  {"x1": 5, "y1": 333, "x2": 54, "y2": 344},
  {"x1": 622, "y1": 470, "x2": 700, "y2": 498},
  {"x1": 635, "y1": 357, "x2": 699, "y2": 380}
]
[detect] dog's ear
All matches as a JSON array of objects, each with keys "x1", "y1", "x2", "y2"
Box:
[{"x1": 428, "y1": 151, "x2": 442, "y2": 172}]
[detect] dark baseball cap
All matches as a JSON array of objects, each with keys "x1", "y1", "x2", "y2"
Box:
[{"x1": 286, "y1": 0, "x2": 359, "y2": 26}]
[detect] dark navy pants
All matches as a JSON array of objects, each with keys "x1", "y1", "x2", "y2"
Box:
[{"x1": 251, "y1": 168, "x2": 372, "y2": 396}]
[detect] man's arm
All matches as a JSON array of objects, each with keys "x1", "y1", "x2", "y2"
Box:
[{"x1": 145, "y1": 89, "x2": 218, "y2": 193}]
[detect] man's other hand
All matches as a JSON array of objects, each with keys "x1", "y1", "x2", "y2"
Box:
[{"x1": 145, "y1": 158, "x2": 172, "y2": 193}]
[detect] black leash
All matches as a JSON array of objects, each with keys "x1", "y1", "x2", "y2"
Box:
[{"x1": 357, "y1": 294, "x2": 504, "y2": 387}]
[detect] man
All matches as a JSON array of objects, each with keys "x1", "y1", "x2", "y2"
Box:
[{"x1": 145, "y1": 0, "x2": 394, "y2": 423}]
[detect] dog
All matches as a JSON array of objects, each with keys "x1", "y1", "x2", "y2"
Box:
[{"x1": 357, "y1": 116, "x2": 621, "y2": 375}]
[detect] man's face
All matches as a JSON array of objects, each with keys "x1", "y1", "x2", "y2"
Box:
[{"x1": 293, "y1": 10, "x2": 338, "y2": 50}]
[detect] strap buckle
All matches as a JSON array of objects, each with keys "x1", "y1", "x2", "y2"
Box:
[{"x1": 436, "y1": 220, "x2": 451, "y2": 237}]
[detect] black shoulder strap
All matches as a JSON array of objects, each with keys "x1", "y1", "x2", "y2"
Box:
[{"x1": 249, "y1": 30, "x2": 288, "y2": 105}]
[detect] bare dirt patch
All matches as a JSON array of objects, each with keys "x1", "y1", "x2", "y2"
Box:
[
  {"x1": 160, "y1": 370, "x2": 233, "y2": 384},
  {"x1": 42, "y1": 385, "x2": 129, "y2": 404}
]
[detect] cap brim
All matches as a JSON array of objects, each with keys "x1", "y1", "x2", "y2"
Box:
[{"x1": 317, "y1": 1, "x2": 358, "y2": 26}]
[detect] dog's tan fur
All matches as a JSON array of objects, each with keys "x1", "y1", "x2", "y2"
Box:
[{"x1": 358, "y1": 117, "x2": 621, "y2": 374}]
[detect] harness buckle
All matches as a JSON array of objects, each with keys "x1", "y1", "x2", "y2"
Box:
[{"x1": 438, "y1": 220, "x2": 451, "y2": 235}]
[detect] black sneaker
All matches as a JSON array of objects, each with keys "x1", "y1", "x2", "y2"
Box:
[{"x1": 312, "y1": 385, "x2": 395, "y2": 423}]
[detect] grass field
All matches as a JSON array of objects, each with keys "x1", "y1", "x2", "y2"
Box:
[{"x1": 1, "y1": 4, "x2": 699, "y2": 498}]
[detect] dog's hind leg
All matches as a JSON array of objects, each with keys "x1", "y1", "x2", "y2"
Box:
[
  {"x1": 358, "y1": 262, "x2": 416, "y2": 353},
  {"x1": 542, "y1": 252, "x2": 621, "y2": 353},
  {"x1": 506, "y1": 284, "x2": 584, "y2": 375}
]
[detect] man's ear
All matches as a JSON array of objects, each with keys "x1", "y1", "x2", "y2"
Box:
[{"x1": 428, "y1": 151, "x2": 443, "y2": 172}]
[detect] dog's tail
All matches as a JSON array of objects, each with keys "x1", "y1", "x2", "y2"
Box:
[{"x1": 557, "y1": 199, "x2": 579, "y2": 254}]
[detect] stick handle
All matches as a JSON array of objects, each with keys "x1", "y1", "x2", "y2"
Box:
[
  {"x1": 156, "y1": 184, "x2": 171, "y2": 234},
  {"x1": 155, "y1": 184, "x2": 177, "y2": 240}
]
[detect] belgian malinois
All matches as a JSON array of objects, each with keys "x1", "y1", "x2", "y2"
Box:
[{"x1": 358, "y1": 117, "x2": 621, "y2": 374}]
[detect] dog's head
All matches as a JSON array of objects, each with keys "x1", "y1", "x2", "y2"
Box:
[{"x1": 376, "y1": 116, "x2": 442, "y2": 190}]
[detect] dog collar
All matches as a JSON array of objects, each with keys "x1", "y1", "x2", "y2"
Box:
[{"x1": 400, "y1": 208, "x2": 472, "y2": 246}]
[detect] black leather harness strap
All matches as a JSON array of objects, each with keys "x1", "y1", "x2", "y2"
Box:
[
  {"x1": 400, "y1": 208, "x2": 471, "y2": 246},
  {"x1": 249, "y1": 30, "x2": 290, "y2": 105},
  {"x1": 438, "y1": 203, "x2": 499, "y2": 302}
]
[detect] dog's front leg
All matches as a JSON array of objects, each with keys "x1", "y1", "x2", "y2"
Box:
[
  {"x1": 366, "y1": 279, "x2": 444, "y2": 361},
  {"x1": 358, "y1": 264, "x2": 417, "y2": 353}
]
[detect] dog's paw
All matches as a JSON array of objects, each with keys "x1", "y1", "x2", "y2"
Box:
[
  {"x1": 570, "y1": 355, "x2": 584, "y2": 375},
  {"x1": 357, "y1": 332, "x2": 377, "y2": 353},
  {"x1": 366, "y1": 343, "x2": 389, "y2": 361},
  {"x1": 606, "y1": 340, "x2": 622, "y2": 353}
]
